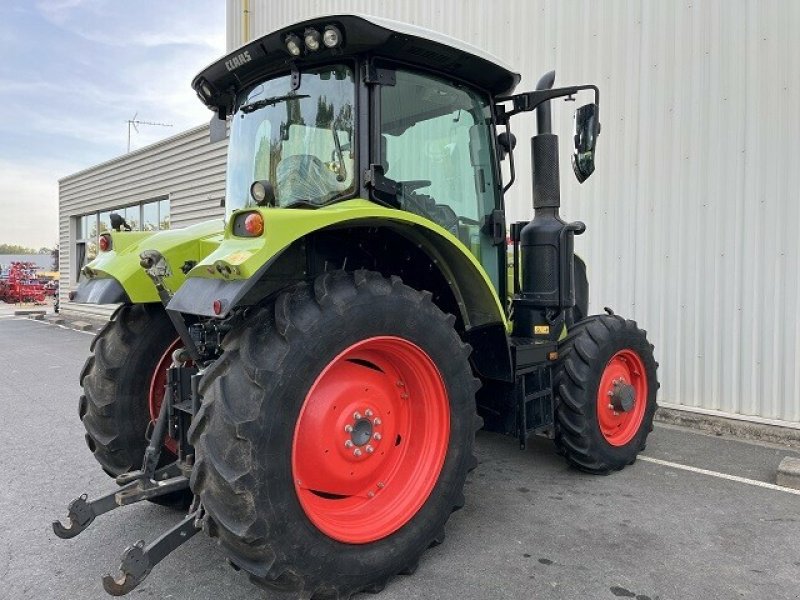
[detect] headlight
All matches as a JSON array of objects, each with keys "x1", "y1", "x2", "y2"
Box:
[
  {"x1": 323, "y1": 25, "x2": 342, "y2": 49},
  {"x1": 285, "y1": 34, "x2": 302, "y2": 56},
  {"x1": 304, "y1": 28, "x2": 321, "y2": 51},
  {"x1": 249, "y1": 180, "x2": 274, "y2": 206}
]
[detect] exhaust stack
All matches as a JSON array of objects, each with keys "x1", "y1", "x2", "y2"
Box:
[{"x1": 512, "y1": 71, "x2": 585, "y2": 340}]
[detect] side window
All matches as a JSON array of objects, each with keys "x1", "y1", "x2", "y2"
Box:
[{"x1": 379, "y1": 68, "x2": 500, "y2": 285}]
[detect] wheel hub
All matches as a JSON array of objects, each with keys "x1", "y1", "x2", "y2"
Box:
[
  {"x1": 342, "y1": 409, "x2": 383, "y2": 458},
  {"x1": 350, "y1": 418, "x2": 374, "y2": 446},
  {"x1": 609, "y1": 379, "x2": 635, "y2": 412}
]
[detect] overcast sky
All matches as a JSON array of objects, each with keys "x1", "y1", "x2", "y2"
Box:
[{"x1": 0, "y1": 0, "x2": 225, "y2": 249}]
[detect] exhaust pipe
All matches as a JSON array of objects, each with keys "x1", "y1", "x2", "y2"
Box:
[{"x1": 512, "y1": 71, "x2": 585, "y2": 340}]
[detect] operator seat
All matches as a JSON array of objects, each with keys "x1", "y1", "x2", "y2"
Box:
[{"x1": 380, "y1": 135, "x2": 459, "y2": 236}]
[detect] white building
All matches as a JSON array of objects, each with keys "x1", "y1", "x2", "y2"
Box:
[{"x1": 59, "y1": 0, "x2": 800, "y2": 426}]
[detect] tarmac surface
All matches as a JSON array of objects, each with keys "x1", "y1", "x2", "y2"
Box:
[{"x1": 1, "y1": 314, "x2": 798, "y2": 600}]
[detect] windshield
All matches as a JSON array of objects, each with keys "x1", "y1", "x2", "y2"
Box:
[{"x1": 225, "y1": 64, "x2": 355, "y2": 215}]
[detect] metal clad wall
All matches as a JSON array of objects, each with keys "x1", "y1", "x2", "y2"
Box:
[
  {"x1": 230, "y1": 0, "x2": 799, "y2": 424},
  {"x1": 58, "y1": 125, "x2": 227, "y2": 311}
]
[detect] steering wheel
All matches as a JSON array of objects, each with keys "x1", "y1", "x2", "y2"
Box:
[{"x1": 398, "y1": 180, "x2": 432, "y2": 195}]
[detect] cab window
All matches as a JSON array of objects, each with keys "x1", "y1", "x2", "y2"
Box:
[{"x1": 378, "y1": 68, "x2": 501, "y2": 286}]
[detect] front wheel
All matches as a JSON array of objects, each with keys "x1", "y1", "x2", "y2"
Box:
[
  {"x1": 79, "y1": 303, "x2": 191, "y2": 506},
  {"x1": 553, "y1": 314, "x2": 659, "y2": 474},
  {"x1": 189, "y1": 270, "x2": 480, "y2": 598}
]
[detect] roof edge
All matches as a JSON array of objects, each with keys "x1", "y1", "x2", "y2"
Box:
[{"x1": 59, "y1": 123, "x2": 214, "y2": 184}]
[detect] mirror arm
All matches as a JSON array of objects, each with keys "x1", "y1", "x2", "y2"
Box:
[
  {"x1": 502, "y1": 121, "x2": 516, "y2": 194},
  {"x1": 496, "y1": 85, "x2": 600, "y2": 123}
]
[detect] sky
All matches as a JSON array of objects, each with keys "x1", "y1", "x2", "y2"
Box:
[{"x1": 0, "y1": 0, "x2": 226, "y2": 249}]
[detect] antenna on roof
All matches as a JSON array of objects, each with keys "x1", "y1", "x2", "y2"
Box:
[{"x1": 126, "y1": 112, "x2": 173, "y2": 152}]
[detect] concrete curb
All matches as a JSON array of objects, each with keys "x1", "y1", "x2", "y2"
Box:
[
  {"x1": 70, "y1": 320, "x2": 95, "y2": 331},
  {"x1": 14, "y1": 308, "x2": 46, "y2": 316},
  {"x1": 655, "y1": 406, "x2": 800, "y2": 449},
  {"x1": 777, "y1": 457, "x2": 800, "y2": 490}
]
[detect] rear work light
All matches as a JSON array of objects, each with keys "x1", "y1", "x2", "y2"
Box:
[
  {"x1": 99, "y1": 234, "x2": 112, "y2": 252},
  {"x1": 232, "y1": 211, "x2": 264, "y2": 237},
  {"x1": 245, "y1": 213, "x2": 264, "y2": 236}
]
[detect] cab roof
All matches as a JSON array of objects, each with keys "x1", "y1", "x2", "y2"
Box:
[{"x1": 192, "y1": 14, "x2": 521, "y2": 116}]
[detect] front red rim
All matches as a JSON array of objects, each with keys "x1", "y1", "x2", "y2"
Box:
[
  {"x1": 291, "y1": 336, "x2": 450, "y2": 544},
  {"x1": 148, "y1": 338, "x2": 182, "y2": 455},
  {"x1": 596, "y1": 349, "x2": 648, "y2": 446}
]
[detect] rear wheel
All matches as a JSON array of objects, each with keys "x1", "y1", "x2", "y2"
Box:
[
  {"x1": 553, "y1": 314, "x2": 659, "y2": 474},
  {"x1": 79, "y1": 303, "x2": 190, "y2": 506},
  {"x1": 190, "y1": 270, "x2": 480, "y2": 598}
]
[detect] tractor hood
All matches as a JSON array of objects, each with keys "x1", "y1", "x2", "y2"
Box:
[
  {"x1": 192, "y1": 14, "x2": 520, "y2": 117},
  {"x1": 73, "y1": 220, "x2": 224, "y2": 304}
]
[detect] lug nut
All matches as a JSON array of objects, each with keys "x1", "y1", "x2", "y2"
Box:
[
  {"x1": 344, "y1": 424, "x2": 353, "y2": 433},
  {"x1": 366, "y1": 445, "x2": 374, "y2": 453},
  {"x1": 354, "y1": 448, "x2": 362, "y2": 457},
  {"x1": 373, "y1": 418, "x2": 382, "y2": 426},
  {"x1": 377, "y1": 481, "x2": 385, "y2": 488},
  {"x1": 396, "y1": 381, "x2": 405, "y2": 387},
  {"x1": 365, "y1": 409, "x2": 373, "y2": 417},
  {"x1": 373, "y1": 433, "x2": 382, "y2": 441},
  {"x1": 345, "y1": 440, "x2": 354, "y2": 448},
  {"x1": 353, "y1": 411, "x2": 362, "y2": 420},
  {"x1": 367, "y1": 491, "x2": 375, "y2": 498}
]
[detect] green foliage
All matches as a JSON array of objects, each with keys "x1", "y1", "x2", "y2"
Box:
[{"x1": 0, "y1": 243, "x2": 51, "y2": 255}]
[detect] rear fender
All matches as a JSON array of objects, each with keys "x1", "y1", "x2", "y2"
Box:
[
  {"x1": 170, "y1": 200, "x2": 505, "y2": 325},
  {"x1": 73, "y1": 220, "x2": 224, "y2": 303}
]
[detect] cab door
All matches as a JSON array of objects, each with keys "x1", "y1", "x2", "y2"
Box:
[{"x1": 373, "y1": 65, "x2": 505, "y2": 295}]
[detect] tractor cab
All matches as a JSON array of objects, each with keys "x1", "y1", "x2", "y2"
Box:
[{"x1": 196, "y1": 14, "x2": 520, "y2": 287}]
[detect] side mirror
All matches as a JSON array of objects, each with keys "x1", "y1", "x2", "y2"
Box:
[
  {"x1": 571, "y1": 103, "x2": 600, "y2": 183},
  {"x1": 497, "y1": 131, "x2": 517, "y2": 161},
  {"x1": 209, "y1": 113, "x2": 227, "y2": 144}
]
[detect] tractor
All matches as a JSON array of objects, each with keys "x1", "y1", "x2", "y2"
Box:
[{"x1": 54, "y1": 14, "x2": 658, "y2": 598}]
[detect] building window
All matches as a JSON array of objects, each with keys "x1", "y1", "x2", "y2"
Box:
[{"x1": 73, "y1": 197, "x2": 170, "y2": 284}]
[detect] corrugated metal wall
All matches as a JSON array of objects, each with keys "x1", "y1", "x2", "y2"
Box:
[
  {"x1": 230, "y1": 0, "x2": 800, "y2": 424},
  {"x1": 58, "y1": 125, "x2": 227, "y2": 314}
]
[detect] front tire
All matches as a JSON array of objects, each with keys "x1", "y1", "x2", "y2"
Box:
[
  {"x1": 190, "y1": 270, "x2": 480, "y2": 598},
  {"x1": 79, "y1": 303, "x2": 189, "y2": 506},
  {"x1": 553, "y1": 314, "x2": 659, "y2": 474}
]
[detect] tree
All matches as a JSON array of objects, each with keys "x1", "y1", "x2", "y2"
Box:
[{"x1": 0, "y1": 243, "x2": 38, "y2": 254}]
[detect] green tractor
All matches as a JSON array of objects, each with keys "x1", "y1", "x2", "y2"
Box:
[{"x1": 54, "y1": 14, "x2": 658, "y2": 598}]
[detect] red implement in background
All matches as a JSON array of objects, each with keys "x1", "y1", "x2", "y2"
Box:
[{"x1": 0, "y1": 262, "x2": 47, "y2": 303}]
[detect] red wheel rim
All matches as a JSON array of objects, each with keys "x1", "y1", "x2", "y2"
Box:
[
  {"x1": 148, "y1": 338, "x2": 182, "y2": 455},
  {"x1": 292, "y1": 336, "x2": 450, "y2": 544},
  {"x1": 596, "y1": 349, "x2": 648, "y2": 446}
]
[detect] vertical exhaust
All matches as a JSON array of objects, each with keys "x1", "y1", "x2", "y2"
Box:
[{"x1": 512, "y1": 71, "x2": 585, "y2": 340}]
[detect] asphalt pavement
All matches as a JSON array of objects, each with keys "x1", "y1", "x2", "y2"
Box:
[{"x1": 1, "y1": 315, "x2": 798, "y2": 600}]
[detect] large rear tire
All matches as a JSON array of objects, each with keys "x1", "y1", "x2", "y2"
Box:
[
  {"x1": 553, "y1": 313, "x2": 659, "y2": 474},
  {"x1": 79, "y1": 303, "x2": 190, "y2": 506},
  {"x1": 190, "y1": 270, "x2": 480, "y2": 598}
]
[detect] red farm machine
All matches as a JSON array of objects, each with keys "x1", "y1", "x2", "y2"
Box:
[{"x1": 0, "y1": 261, "x2": 47, "y2": 304}]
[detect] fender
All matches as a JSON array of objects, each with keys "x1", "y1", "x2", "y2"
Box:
[
  {"x1": 169, "y1": 200, "x2": 508, "y2": 332},
  {"x1": 73, "y1": 220, "x2": 224, "y2": 304}
]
